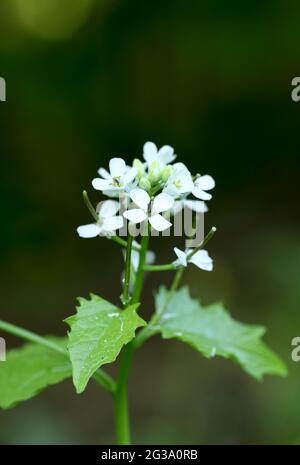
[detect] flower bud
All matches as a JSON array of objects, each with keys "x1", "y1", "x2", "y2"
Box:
[
  {"x1": 161, "y1": 165, "x2": 173, "y2": 182},
  {"x1": 148, "y1": 160, "x2": 161, "y2": 184},
  {"x1": 139, "y1": 176, "x2": 151, "y2": 191},
  {"x1": 133, "y1": 159, "x2": 144, "y2": 178}
]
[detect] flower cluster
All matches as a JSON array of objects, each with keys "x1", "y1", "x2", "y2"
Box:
[{"x1": 77, "y1": 141, "x2": 215, "y2": 271}]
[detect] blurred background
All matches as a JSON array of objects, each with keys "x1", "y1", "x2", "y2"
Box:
[{"x1": 0, "y1": 0, "x2": 299, "y2": 445}]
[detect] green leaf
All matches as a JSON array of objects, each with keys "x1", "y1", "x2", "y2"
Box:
[
  {"x1": 149, "y1": 287, "x2": 287, "y2": 380},
  {"x1": 0, "y1": 338, "x2": 71, "y2": 409},
  {"x1": 64, "y1": 294, "x2": 146, "y2": 393}
]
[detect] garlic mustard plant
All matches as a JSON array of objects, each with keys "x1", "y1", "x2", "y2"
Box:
[{"x1": 0, "y1": 141, "x2": 287, "y2": 445}]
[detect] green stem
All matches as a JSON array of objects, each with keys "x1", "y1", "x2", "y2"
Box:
[
  {"x1": 83, "y1": 190, "x2": 98, "y2": 221},
  {"x1": 0, "y1": 320, "x2": 67, "y2": 355},
  {"x1": 143, "y1": 263, "x2": 175, "y2": 271},
  {"x1": 114, "y1": 230, "x2": 149, "y2": 445},
  {"x1": 113, "y1": 343, "x2": 134, "y2": 445},
  {"x1": 92, "y1": 369, "x2": 116, "y2": 393},
  {"x1": 0, "y1": 319, "x2": 116, "y2": 393},
  {"x1": 110, "y1": 235, "x2": 140, "y2": 251},
  {"x1": 187, "y1": 226, "x2": 217, "y2": 260},
  {"x1": 122, "y1": 234, "x2": 133, "y2": 305},
  {"x1": 170, "y1": 267, "x2": 184, "y2": 293},
  {"x1": 132, "y1": 233, "x2": 150, "y2": 304}
]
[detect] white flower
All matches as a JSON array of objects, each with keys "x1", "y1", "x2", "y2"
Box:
[
  {"x1": 123, "y1": 188, "x2": 174, "y2": 232},
  {"x1": 172, "y1": 199, "x2": 208, "y2": 215},
  {"x1": 143, "y1": 141, "x2": 176, "y2": 168},
  {"x1": 183, "y1": 199, "x2": 208, "y2": 213},
  {"x1": 92, "y1": 158, "x2": 137, "y2": 195},
  {"x1": 173, "y1": 247, "x2": 213, "y2": 271},
  {"x1": 77, "y1": 200, "x2": 123, "y2": 238},
  {"x1": 163, "y1": 163, "x2": 194, "y2": 198},
  {"x1": 193, "y1": 175, "x2": 215, "y2": 201}
]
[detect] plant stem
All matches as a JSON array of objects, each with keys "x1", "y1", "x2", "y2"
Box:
[
  {"x1": 110, "y1": 235, "x2": 140, "y2": 251},
  {"x1": 91, "y1": 370, "x2": 116, "y2": 393},
  {"x1": 170, "y1": 267, "x2": 184, "y2": 293},
  {"x1": 132, "y1": 233, "x2": 150, "y2": 304},
  {"x1": 0, "y1": 319, "x2": 67, "y2": 354},
  {"x1": 143, "y1": 227, "x2": 217, "y2": 273},
  {"x1": 114, "y1": 343, "x2": 134, "y2": 445},
  {"x1": 187, "y1": 226, "x2": 217, "y2": 260},
  {"x1": 122, "y1": 234, "x2": 133, "y2": 305},
  {"x1": 143, "y1": 263, "x2": 175, "y2": 271},
  {"x1": 83, "y1": 190, "x2": 98, "y2": 221},
  {"x1": 0, "y1": 319, "x2": 116, "y2": 393},
  {"x1": 114, "y1": 230, "x2": 149, "y2": 445}
]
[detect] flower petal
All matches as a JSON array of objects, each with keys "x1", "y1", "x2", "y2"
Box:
[
  {"x1": 189, "y1": 249, "x2": 213, "y2": 271},
  {"x1": 132, "y1": 239, "x2": 141, "y2": 250},
  {"x1": 191, "y1": 249, "x2": 212, "y2": 262},
  {"x1": 131, "y1": 250, "x2": 140, "y2": 272},
  {"x1": 98, "y1": 167, "x2": 111, "y2": 180},
  {"x1": 143, "y1": 141, "x2": 157, "y2": 164},
  {"x1": 165, "y1": 169, "x2": 193, "y2": 196},
  {"x1": 123, "y1": 166, "x2": 137, "y2": 185},
  {"x1": 109, "y1": 158, "x2": 126, "y2": 178},
  {"x1": 192, "y1": 186, "x2": 212, "y2": 201},
  {"x1": 146, "y1": 250, "x2": 156, "y2": 265},
  {"x1": 195, "y1": 175, "x2": 215, "y2": 191},
  {"x1": 92, "y1": 178, "x2": 111, "y2": 191},
  {"x1": 123, "y1": 208, "x2": 148, "y2": 224},
  {"x1": 183, "y1": 199, "x2": 208, "y2": 213},
  {"x1": 149, "y1": 214, "x2": 172, "y2": 232},
  {"x1": 178, "y1": 170, "x2": 194, "y2": 193},
  {"x1": 172, "y1": 200, "x2": 184, "y2": 215},
  {"x1": 103, "y1": 188, "x2": 125, "y2": 197},
  {"x1": 152, "y1": 193, "x2": 174, "y2": 214},
  {"x1": 157, "y1": 145, "x2": 176, "y2": 165},
  {"x1": 99, "y1": 200, "x2": 120, "y2": 218},
  {"x1": 173, "y1": 162, "x2": 189, "y2": 172},
  {"x1": 191, "y1": 260, "x2": 213, "y2": 271},
  {"x1": 130, "y1": 188, "x2": 150, "y2": 210},
  {"x1": 174, "y1": 247, "x2": 187, "y2": 267},
  {"x1": 77, "y1": 224, "x2": 101, "y2": 238},
  {"x1": 102, "y1": 215, "x2": 124, "y2": 231},
  {"x1": 163, "y1": 184, "x2": 179, "y2": 198}
]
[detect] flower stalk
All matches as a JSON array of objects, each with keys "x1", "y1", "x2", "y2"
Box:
[
  {"x1": 114, "y1": 230, "x2": 150, "y2": 445},
  {"x1": 122, "y1": 234, "x2": 133, "y2": 306},
  {"x1": 82, "y1": 144, "x2": 216, "y2": 444}
]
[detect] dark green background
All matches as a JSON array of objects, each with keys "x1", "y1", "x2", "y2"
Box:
[{"x1": 0, "y1": 0, "x2": 299, "y2": 444}]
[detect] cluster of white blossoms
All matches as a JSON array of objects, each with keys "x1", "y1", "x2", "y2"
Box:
[{"x1": 77, "y1": 142, "x2": 215, "y2": 271}]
